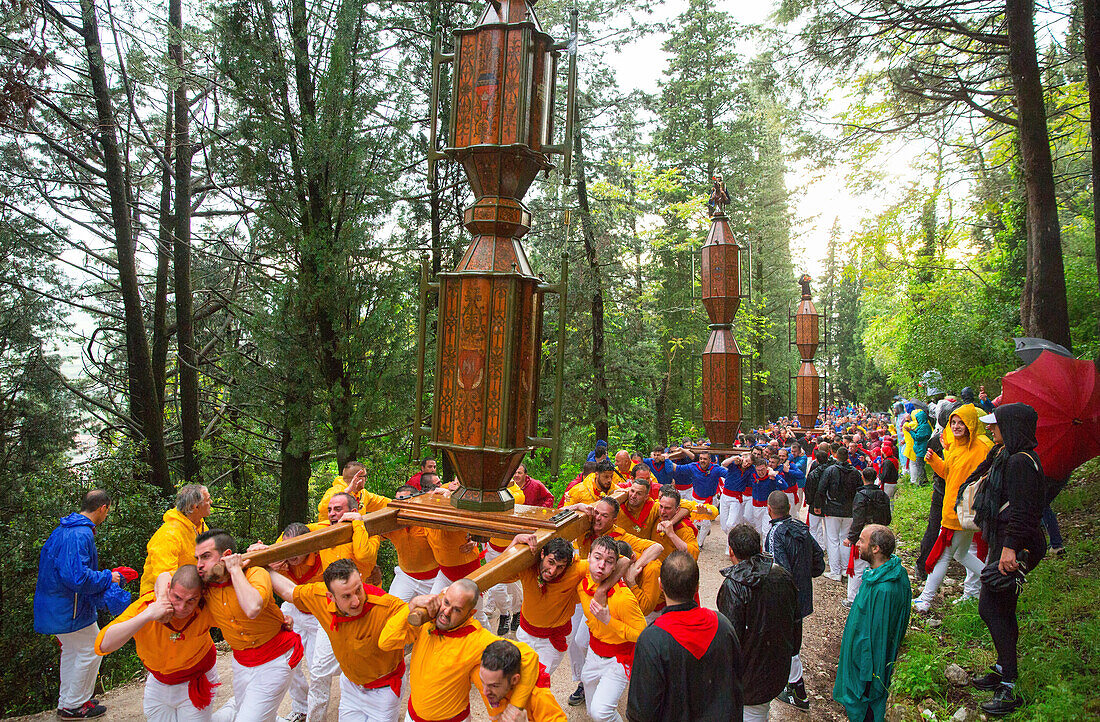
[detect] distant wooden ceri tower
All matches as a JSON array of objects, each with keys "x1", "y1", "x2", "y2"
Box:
[
  {"x1": 789, "y1": 274, "x2": 826, "y2": 432},
  {"x1": 413, "y1": 0, "x2": 578, "y2": 512}
]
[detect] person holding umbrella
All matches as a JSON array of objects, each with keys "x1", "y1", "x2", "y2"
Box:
[{"x1": 970, "y1": 403, "x2": 1048, "y2": 717}]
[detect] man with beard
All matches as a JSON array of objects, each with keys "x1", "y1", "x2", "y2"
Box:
[
  {"x1": 653, "y1": 486, "x2": 700, "y2": 561},
  {"x1": 672, "y1": 451, "x2": 725, "y2": 547},
  {"x1": 268, "y1": 558, "x2": 413, "y2": 722},
  {"x1": 475, "y1": 640, "x2": 567, "y2": 722},
  {"x1": 381, "y1": 579, "x2": 540, "y2": 722},
  {"x1": 193, "y1": 530, "x2": 302, "y2": 722},
  {"x1": 618, "y1": 476, "x2": 661, "y2": 538},
  {"x1": 834, "y1": 526, "x2": 911, "y2": 722},
  {"x1": 564, "y1": 459, "x2": 618, "y2": 507},
  {"x1": 577, "y1": 537, "x2": 647, "y2": 722},
  {"x1": 96, "y1": 566, "x2": 219, "y2": 721}
]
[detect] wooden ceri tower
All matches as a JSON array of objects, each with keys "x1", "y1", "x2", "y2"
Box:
[
  {"x1": 419, "y1": 0, "x2": 576, "y2": 511},
  {"x1": 792, "y1": 274, "x2": 822, "y2": 430},
  {"x1": 700, "y1": 209, "x2": 743, "y2": 445}
]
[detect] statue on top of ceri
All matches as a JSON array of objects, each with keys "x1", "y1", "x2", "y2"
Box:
[{"x1": 708, "y1": 174, "x2": 732, "y2": 216}]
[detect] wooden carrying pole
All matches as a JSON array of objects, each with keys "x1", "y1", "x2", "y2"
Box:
[{"x1": 241, "y1": 509, "x2": 401, "y2": 568}]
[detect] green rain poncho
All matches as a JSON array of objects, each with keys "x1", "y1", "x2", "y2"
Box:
[{"x1": 833, "y1": 554, "x2": 912, "y2": 722}]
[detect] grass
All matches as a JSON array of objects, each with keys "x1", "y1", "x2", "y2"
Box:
[{"x1": 887, "y1": 457, "x2": 1100, "y2": 721}]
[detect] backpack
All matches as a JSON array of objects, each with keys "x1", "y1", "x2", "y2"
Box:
[
  {"x1": 809, "y1": 533, "x2": 826, "y2": 578},
  {"x1": 957, "y1": 451, "x2": 1039, "y2": 531}
]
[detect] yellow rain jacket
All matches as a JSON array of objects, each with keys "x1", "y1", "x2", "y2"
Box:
[
  {"x1": 927, "y1": 403, "x2": 993, "y2": 530},
  {"x1": 139, "y1": 508, "x2": 208, "y2": 594}
]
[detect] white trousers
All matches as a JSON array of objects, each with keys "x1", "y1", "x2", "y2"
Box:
[
  {"x1": 567, "y1": 603, "x2": 588, "y2": 682},
  {"x1": 387, "y1": 567, "x2": 435, "y2": 603},
  {"x1": 483, "y1": 548, "x2": 522, "y2": 618},
  {"x1": 56, "y1": 622, "x2": 101, "y2": 710},
  {"x1": 143, "y1": 668, "x2": 220, "y2": 722},
  {"x1": 718, "y1": 494, "x2": 741, "y2": 534},
  {"x1": 789, "y1": 653, "x2": 802, "y2": 684},
  {"x1": 752, "y1": 504, "x2": 771, "y2": 540},
  {"x1": 823, "y1": 517, "x2": 853, "y2": 577},
  {"x1": 284, "y1": 601, "x2": 335, "y2": 722},
  {"x1": 580, "y1": 648, "x2": 627, "y2": 722},
  {"x1": 807, "y1": 514, "x2": 826, "y2": 553},
  {"x1": 743, "y1": 701, "x2": 771, "y2": 721},
  {"x1": 516, "y1": 627, "x2": 567, "y2": 676},
  {"x1": 917, "y1": 530, "x2": 984, "y2": 603},
  {"x1": 338, "y1": 673, "x2": 401, "y2": 722},
  {"x1": 690, "y1": 493, "x2": 713, "y2": 547},
  {"x1": 211, "y1": 648, "x2": 296, "y2": 722},
  {"x1": 847, "y1": 554, "x2": 869, "y2": 603}
]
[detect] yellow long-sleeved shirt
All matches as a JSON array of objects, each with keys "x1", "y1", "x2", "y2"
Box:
[
  {"x1": 928, "y1": 404, "x2": 993, "y2": 530},
  {"x1": 301, "y1": 519, "x2": 381, "y2": 579},
  {"x1": 473, "y1": 672, "x2": 566, "y2": 722},
  {"x1": 94, "y1": 591, "x2": 215, "y2": 673},
  {"x1": 510, "y1": 560, "x2": 587, "y2": 629},
  {"x1": 385, "y1": 525, "x2": 440, "y2": 576},
  {"x1": 140, "y1": 509, "x2": 208, "y2": 594},
  {"x1": 292, "y1": 582, "x2": 412, "y2": 687},
  {"x1": 654, "y1": 519, "x2": 700, "y2": 561},
  {"x1": 577, "y1": 574, "x2": 646, "y2": 646},
  {"x1": 629, "y1": 559, "x2": 663, "y2": 616},
  {"x1": 379, "y1": 616, "x2": 538, "y2": 721},
  {"x1": 575, "y1": 525, "x2": 655, "y2": 559},
  {"x1": 617, "y1": 499, "x2": 659, "y2": 538}
]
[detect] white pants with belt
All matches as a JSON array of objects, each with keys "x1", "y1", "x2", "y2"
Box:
[
  {"x1": 338, "y1": 673, "x2": 401, "y2": 722},
  {"x1": 284, "y1": 600, "x2": 336, "y2": 722},
  {"x1": 917, "y1": 529, "x2": 984, "y2": 603},
  {"x1": 580, "y1": 647, "x2": 627, "y2": 722},
  {"x1": 482, "y1": 547, "x2": 522, "y2": 619},
  {"x1": 719, "y1": 493, "x2": 742, "y2": 534},
  {"x1": 143, "y1": 667, "x2": 220, "y2": 722},
  {"x1": 211, "y1": 648, "x2": 296, "y2": 722},
  {"x1": 56, "y1": 622, "x2": 101, "y2": 710},
  {"x1": 824, "y1": 516, "x2": 853, "y2": 576},
  {"x1": 388, "y1": 566, "x2": 436, "y2": 603}
]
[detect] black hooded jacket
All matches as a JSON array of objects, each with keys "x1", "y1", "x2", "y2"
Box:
[
  {"x1": 821, "y1": 460, "x2": 861, "y2": 517},
  {"x1": 968, "y1": 403, "x2": 1047, "y2": 563},
  {"x1": 803, "y1": 458, "x2": 833, "y2": 515},
  {"x1": 717, "y1": 554, "x2": 799, "y2": 706}
]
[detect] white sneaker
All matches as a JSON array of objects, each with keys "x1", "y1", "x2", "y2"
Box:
[
  {"x1": 824, "y1": 572, "x2": 842, "y2": 582},
  {"x1": 952, "y1": 594, "x2": 978, "y2": 605},
  {"x1": 912, "y1": 599, "x2": 931, "y2": 613}
]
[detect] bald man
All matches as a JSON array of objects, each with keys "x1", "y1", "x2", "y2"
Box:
[{"x1": 380, "y1": 580, "x2": 541, "y2": 722}]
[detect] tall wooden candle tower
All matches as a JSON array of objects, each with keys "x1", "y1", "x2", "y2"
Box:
[
  {"x1": 700, "y1": 209, "x2": 743, "y2": 444},
  {"x1": 417, "y1": 0, "x2": 576, "y2": 511},
  {"x1": 793, "y1": 274, "x2": 822, "y2": 430}
]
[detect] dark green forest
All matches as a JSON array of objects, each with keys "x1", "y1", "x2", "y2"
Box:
[{"x1": 0, "y1": 0, "x2": 1096, "y2": 713}]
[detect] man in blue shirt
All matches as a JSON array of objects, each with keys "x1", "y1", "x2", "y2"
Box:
[{"x1": 673, "y1": 451, "x2": 725, "y2": 547}]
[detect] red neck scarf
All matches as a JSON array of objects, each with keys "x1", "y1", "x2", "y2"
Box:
[
  {"x1": 288, "y1": 555, "x2": 322, "y2": 584},
  {"x1": 622, "y1": 499, "x2": 654, "y2": 531},
  {"x1": 653, "y1": 604, "x2": 719, "y2": 660},
  {"x1": 430, "y1": 622, "x2": 478, "y2": 638}
]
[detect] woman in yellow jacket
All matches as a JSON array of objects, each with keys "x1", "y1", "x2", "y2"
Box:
[{"x1": 913, "y1": 403, "x2": 992, "y2": 612}]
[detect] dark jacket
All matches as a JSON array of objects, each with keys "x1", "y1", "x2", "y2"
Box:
[
  {"x1": 765, "y1": 515, "x2": 821, "y2": 618},
  {"x1": 876, "y1": 457, "x2": 898, "y2": 487},
  {"x1": 848, "y1": 485, "x2": 892, "y2": 544},
  {"x1": 821, "y1": 461, "x2": 861, "y2": 517},
  {"x1": 803, "y1": 459, "x2": 833, "y2": 516},
  {"x1": 33, "y1": 513, "x2": 130, "y2": 635},
  {"x1": 717, "y1": 554, "x2": 799, "y2": 706},
  {"x1": 970, "y1": 403, "x2": 1047, "y2": 565},
  {"x1": 627, "y1": 602, "x2": 743, "y2": 722}
]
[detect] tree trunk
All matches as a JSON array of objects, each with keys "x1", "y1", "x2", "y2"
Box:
[
  {"x1": 152, "y1": 93, "x2": 173, "y2": 406},
  {"x1": 278, "y1": 373, "x2": 312, "y2": 529},
  {"x1": 76, "y1": 0, "x2": 172, "y2": 494},
  {"x1": 1006, "y1": 0, "x2": 1072, "y2": 350},
  {"x1": 170, "y1": 0, "x2": 200, "y2": 482},
  {"x1": 574, "y1": 125, "x2": 610, "y2": 444},
  {"x1": 1084, "y1": 0, "x2": 1100, "y2": 361}
]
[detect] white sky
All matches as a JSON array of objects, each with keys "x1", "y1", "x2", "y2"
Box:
[{"x1": 604, "y1": 0, "x2": 917, "y2": 276}]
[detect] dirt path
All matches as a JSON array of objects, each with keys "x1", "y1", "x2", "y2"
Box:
[{"x1": 11, "y1": 529, "x2": 854, "y2": 721}]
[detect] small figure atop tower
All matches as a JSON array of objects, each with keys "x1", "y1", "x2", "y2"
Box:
[
  {"x1": 708, "y1": 175, "x2": 731, "y2": 217},
  {"x1": 799, "y1": 273, "x2": 812, "y2": 299}
]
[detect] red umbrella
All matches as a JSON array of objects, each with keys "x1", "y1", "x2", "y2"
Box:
[{"x1": 1000, "y1": 350, "x2": 1100, "y2": 480}]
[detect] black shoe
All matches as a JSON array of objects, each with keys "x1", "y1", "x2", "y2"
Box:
[
  {"x1": 568, "y1": 683, "x2": 585, "y2": 706},
  {"x1": 981, "y1": 684, "x2": 1024, "y2": 717},
  {"x1": 58, "y1": 702, "x2": 107, "y2": 720},
  {"x1": 496, "y1": 614, "x2": 511, "y2": 636},
  {"x1": 972, "y1": 668, "x2": 1003, "y2": 691},
  {"x1": 510, "y1": 613, "x2": 521, "y2": 633},
  {"x1": 776, "y1": 683, "x2": 810, "y2": 712}
]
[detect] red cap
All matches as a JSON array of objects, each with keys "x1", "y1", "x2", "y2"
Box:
[{"x1": 113, "y1": 566, "x2": 139, "y2": 582}]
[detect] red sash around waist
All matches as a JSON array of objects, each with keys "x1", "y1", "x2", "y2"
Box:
[
  {"x1": 146, "y1": 644, "x2": 220, "y2": 710},
  {"x1": 407, "y1": 698, "x2": 469, "y2": 722},
  {"x1": 359, "y1": 658, "x2": 405, "y2": 697},
  {"x1": 518, "y1": 615, "x2": 571, "y2": 652},
  {"x1": 589, "y1": 636, "x2": 635, "y2": 679},
  {"x1": 752, "y1": 499, "x2": 768, "y2": 507},
  {"x1": 720, "y1": 486, "x2": 742, "y2": 499},
  {"x1": 405, "y1": 566, "x2": 441, "y2": 581},
  {"x1": 488, "y1": 541, "x2": 508, "y2": 553},
  {"x1": 439, "y1": 557, "x2": 482, "y2": 581},
  {"x1": 231, "y1": 628, "x2": 303, "y2": 669},
  {"x1": 925, "y1": 527, "x2": 955, "y2": 574}
]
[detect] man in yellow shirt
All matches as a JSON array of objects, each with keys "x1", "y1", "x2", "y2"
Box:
[
  {"x1": 379, "y1": 579, "x2": 539, "y2": 722},
  {"x1": 268, "y1": 558, "x2": 415, "y2": 722},
  {"x1": 612, "y1": 451, "x2": 634, "y2": 487},
  {"x1": 315, "y1": 461, "x2": 367, "y2": 522},
  {"x1": 140, "y1": 484, "x2": 211, "y2": 594},
  {"x1": 194, "y1": 530, "x2": 302, "y2": 722},
  {"x1": 617, "y1": 477, "x2": 659, "y2": 538},
  {"x1": 96, "y1": 565, "x2": 219, "y2": 720},
  {"x1": 562, "y1": 459, "x2": 616, "y2": 507},
  {"x1": 475, "y1": 640, "x2": 566, "y2": 722},
  {"x1": 577, "y1": 536, "x2": 647, "y2": 722},
  {"x1": 654, "y1": 486, "x2": 700, "y2": 562},
  {"x1": 612, "y1": 540, "x2": 663, "y2": 623}
]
